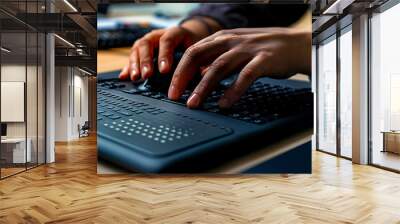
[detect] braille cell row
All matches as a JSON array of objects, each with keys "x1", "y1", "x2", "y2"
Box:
[{"x1": 103, "y1": 119, "x2": 194, "y2": 143}]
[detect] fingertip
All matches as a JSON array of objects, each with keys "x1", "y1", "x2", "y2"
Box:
[
  {"x1": 159, "y1": 60, "x2": 169, "y2": 74},
  {"x1": 187, "y1": 93, "x2": 200, "y2": 109},
  {"x1": 130, "y1": 68, "x2": 139, "y2": 80},
  {"x1": 119, "y1": 72, "x2": 128, "y2": 80},
  {"x1": 141, "y1": 65, "x2": 152, "y2": 79},
  {"x1": 119, "y1": 66, "x2": 129, "y2": 79},
  {"x1": 167, "y1": 85, "x2": 180, "y2": 101}
]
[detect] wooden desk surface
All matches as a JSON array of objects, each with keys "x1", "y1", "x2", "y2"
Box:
[{"x1": 98, "y1": 48, "x2": 131, "y2": 73}]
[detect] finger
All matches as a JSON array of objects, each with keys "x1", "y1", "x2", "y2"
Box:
[
  {"x1": 187, "y1": 50, "x2": 251, "y2": 108},
  {"x1": 168, "y1": 38, "x2": 233, "y2": 100},
  {"x1": 133, "y1": 30, "x2": 163, "y2": 80},
  {"x1": 194, "y1": 30, "x2": 226, "y2": 46},
  {"x1": 158, "y1": 28, "x2": 185, "y2": 74},
  {"x1": 119, "y1": 64, "x2": 129, "y2": 80},
  {"x1": 137, "y1": 39, "x2": 155, "y2": 80},
  {"x1": 219, "y1": 54, "x2": 266, "y2": 108},
  {"x1": 200, "y1": 66, "x2": 210, "y2": 76},
  {"x1": 194, "y1": 30, "x2": 238, "y2": 46},
  {"x1": 128, "y1": 48, "x2": 140, "y2": 80}
]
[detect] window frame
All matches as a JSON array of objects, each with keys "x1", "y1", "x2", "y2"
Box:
[
  {"x1": 315, "y1": 20, "x2": 353, "y2": 160},
  {"x1": 367, "y1": 0, "x2": 400, "y2": 173}
]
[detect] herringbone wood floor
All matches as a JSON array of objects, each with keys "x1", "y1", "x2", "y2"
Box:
[{"x1": 1, "y1": 135, "x2": 399, "y2": 224}]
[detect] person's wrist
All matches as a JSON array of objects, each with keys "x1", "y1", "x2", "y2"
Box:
[
  {"x1": 180, "y1": 17, "x2": 222, "y2": 41},
  {"x1": 290, "y1": 31, "x2": 311, "y2": 75}
]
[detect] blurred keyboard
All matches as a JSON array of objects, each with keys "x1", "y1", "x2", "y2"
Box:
[{"x1": 98, "y1": 23, "x2": 158, "y2": 49}]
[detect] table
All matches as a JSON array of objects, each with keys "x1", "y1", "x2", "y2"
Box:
[
  {"x1": 382, "y1": 131, "x2": 400, "y2": 154},
  {"x1": 1, "y1": 138, "x2": 32, "y2": 164}
]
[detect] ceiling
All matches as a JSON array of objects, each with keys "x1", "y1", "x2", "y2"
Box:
[{"x1": 0, "y1": 0, "x2": 96, "y2": 73}]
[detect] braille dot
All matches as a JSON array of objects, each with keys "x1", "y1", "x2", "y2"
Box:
[
  {"x1": 121, "y1": 130, "x2": 126, "y2": 133},
  {"x1": 135, "y1": 131, "x2": 140, "y2": 134},
  {"x1": 127, "y1": 133, "x2": 132, "y2": 136},
  {"x1": 154, "y1": 137, "x2": 159, "y2": 141},
  {"x1": 160, "y1": 140, "x2": 166, "y2": 143},
  {"x1": 115, "y1": 128, "x2": 120, "y2": 131},
  {"x1": 110, "y1": 125, "x2": 114, "y2": 128}
]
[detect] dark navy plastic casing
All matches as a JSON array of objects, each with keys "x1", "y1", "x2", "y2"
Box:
[{"x1": 97, "y1": 71, "x2": 313, "y2": 173}]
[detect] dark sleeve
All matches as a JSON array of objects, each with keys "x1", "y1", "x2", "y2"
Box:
[{"x1": 186, "y1": 3, "x2": 309, "y2": 29}]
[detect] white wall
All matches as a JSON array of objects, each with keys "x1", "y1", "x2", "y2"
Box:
[
  {"x1": 1, "y1": 65, "x2": 32, "y2": 138},
  {"x1": 54, "y1": 67, "x2": 89, "y2": 141},
  {"x1": 54, "y1": 66, "x2": 69, "y2": 141},
  {"x1": 1, "y1": 64, "x2": 46, "y2": 164}
]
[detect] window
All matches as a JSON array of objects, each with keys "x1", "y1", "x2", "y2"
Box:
[
  {"x1": 370, "y1": 2, "x2": 400, "y2": 171},
  {"x1": 339, "y1": 27, "x2": 352, "y2": 158},
  {"x1": 317, "y1": 35, "x2": 337, "y2": 154},
  {"x1": 0, "y1": 1, "x2": 46, "y2": 179}
]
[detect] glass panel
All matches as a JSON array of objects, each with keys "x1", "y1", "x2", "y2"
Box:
[
  {"x1": 38, "y1": 32, "x2": 45, "y2": 165},
  {"x1": 312, "y1": 46, "x2": 317, "y2": 150},
  {"x1": 339, "y1": 28, "x2": 352, "y2": 158},
  {"x1": 317, "y1": 36, "x2": 337, "y2": 154},
  {"x1": 27, "y1": 30, "x2": 38, "y2": 169},
  {"x1": 26, "y1": 0, "x2": 39, "y2": 169},
  {"x1": 0, "y1": 17, "x2": 27, "y2": 177},
  {"x1": 371, "y1": 3, "x2": 400, "y2": 171}
]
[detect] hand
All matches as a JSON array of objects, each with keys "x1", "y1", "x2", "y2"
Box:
[
  {"x1": 119, "y1": 18, "x2": 222, "y2": 81},
  {"x1": 167, "y1": 28, "x2": 311, "y2": 109}
]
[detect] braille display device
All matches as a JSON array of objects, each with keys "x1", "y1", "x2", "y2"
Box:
[{"x1": 97, "y1": 52, "x2": 313, "y2": 173}]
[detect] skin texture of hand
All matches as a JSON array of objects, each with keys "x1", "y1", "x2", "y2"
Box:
[
  {"x1": 119, "y1": 18, "x2": 221, "y2": 81},
  {"x1": 167, "y1": 28, "x2": 311, "y2": 109}
]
